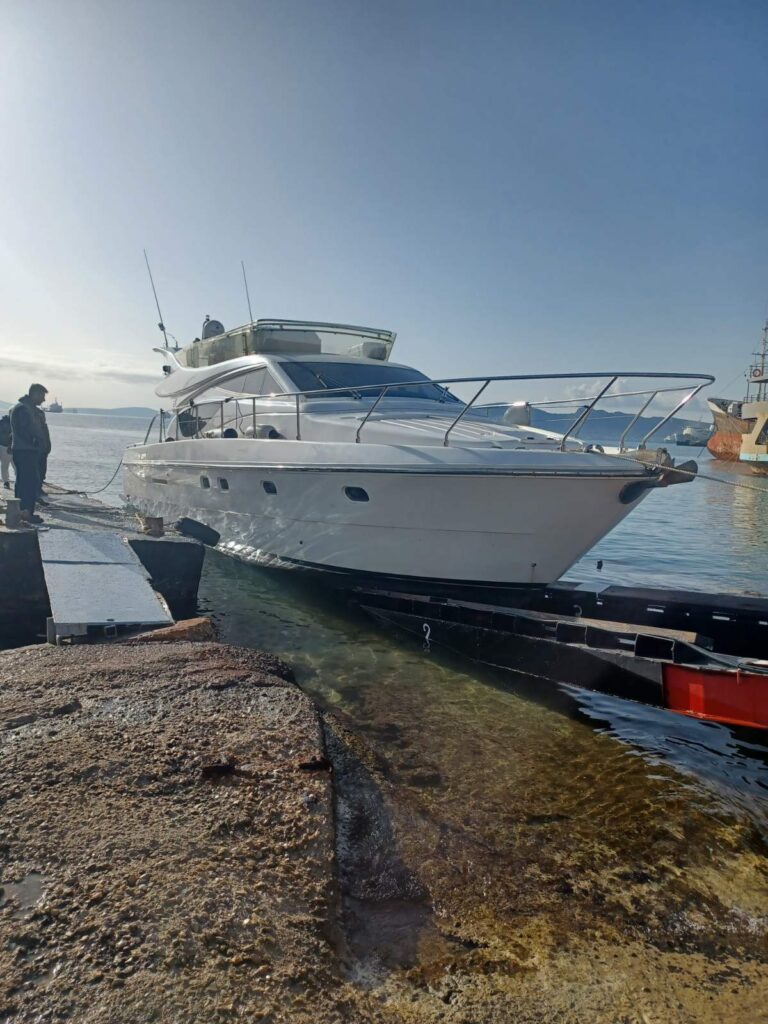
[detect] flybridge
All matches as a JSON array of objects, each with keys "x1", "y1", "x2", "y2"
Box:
[{"x1": 174, "y1": 319, "x2": 397, "y2": 369}]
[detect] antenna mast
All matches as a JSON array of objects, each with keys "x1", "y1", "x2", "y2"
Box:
[
  {"x1": 746, "y1": 320, "x2": 768, "y2": 402},
  {"x1": 241, "y1": 260, "x2": 254, "y2": 325},
  {"x1": 143, "y1": 249, "x2": 176, "y2": 350}
]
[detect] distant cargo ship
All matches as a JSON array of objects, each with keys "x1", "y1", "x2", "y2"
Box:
[
  {"x1": 48, "y1": 398, "x2": 63, "y2": 413},
  {"x1": 674, "y1": 424, "x2": 712, "y2": 446},
  {"x1": 707, "y1": 323, "x2": 768, "y2": 460}
]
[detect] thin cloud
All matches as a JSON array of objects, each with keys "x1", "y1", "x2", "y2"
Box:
[{"x1": 2, "y1": 353, "x2": 158, "y2": 386}]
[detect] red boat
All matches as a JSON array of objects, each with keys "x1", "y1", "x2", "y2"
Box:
[{"x1": 664, "y1": 662, "x2": 768, "y2": 731}]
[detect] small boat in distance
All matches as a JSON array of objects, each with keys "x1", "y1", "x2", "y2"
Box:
[
  {"x1": 49, "y1": 398, "x2": 63, "y2": 413},
  {"x1": 674, "y1": 424, "x2": 711, "y2": 447},
  {"x1": 707, "y1": 322, "x2": 768, "y2": 460}
]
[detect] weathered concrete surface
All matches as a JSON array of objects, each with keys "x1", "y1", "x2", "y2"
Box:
[
  {"x1": 0, "y1": 643, "x2": 382, "y2": 1023},
  {"x1": 4, "y1": 640, "x2": 764, "y2": 1024}
]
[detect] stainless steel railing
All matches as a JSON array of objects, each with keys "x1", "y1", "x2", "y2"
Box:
[
  {"x1": 143, "y1": 410, "x2": 167, "y2": 444},
  {"x1": 157, "y1": 370, "x2": 714, "y2": 452}
]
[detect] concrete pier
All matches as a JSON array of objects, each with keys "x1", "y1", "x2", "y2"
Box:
[{"x1": 0, "y1": 489, "x2": 204, "y2": 646}]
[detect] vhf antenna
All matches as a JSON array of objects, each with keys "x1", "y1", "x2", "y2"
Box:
[
  {"x1": 241, "y1": 260, "x2": 254, "y2": 325},
  {"x1": 143, "y1": 249, "x2": 177, "y2": 350}
]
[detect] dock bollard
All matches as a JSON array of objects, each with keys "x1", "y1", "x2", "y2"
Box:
[{"x1": 5, "y1": 498, "x2": 21, "y2": 530}]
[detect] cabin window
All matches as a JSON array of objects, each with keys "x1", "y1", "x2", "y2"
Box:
[
  {"x1": 221, "y1": 368, "x2": 285, "y2": 397},
  {"x1": 344, "y1": 486, "x2": 369, "y2": 502},
  {"x1": 262, "y1": 371, "x2": 282, "y2": 395},
  {"x1": 282, "y1": 361, "x2": 461, "y2": 402},
  {"x1": 200, "y1": 475, "x2": 211, "y2": 489},
  {"x1": 263, "y1": 481, "x2": 277, "y2": 495},
  {"x1": 218, "y1": 478, "x2": 229, "y2": 490},
  {"x1": 225, "y1": 368, "x2": 266, "y2": 395}
]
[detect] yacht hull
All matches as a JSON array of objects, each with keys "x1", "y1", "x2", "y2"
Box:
[{"x1": 124, "y1": 440, "x2": 653, "y2": 587}]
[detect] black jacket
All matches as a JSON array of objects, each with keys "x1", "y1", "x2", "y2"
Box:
[
  {"x1": 10, "y1": 397, "x2": 48, "y2": 453},
  {"x1": 0, "y1": 415, "x2": 10, "y2": 448}
]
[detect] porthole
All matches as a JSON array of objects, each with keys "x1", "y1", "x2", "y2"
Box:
[
  {"x1": 263, "y1": 481, "x2": 277, "y2": 495},
  {"x1": 218, "y1": 478, "x2": 229, "y2": 491},
  {"x1": 344, "y1": 486, "x2": 369, "y2": 502},
  {"x1": 200, "y1": 475, "x2": 211, "y2": 489}
]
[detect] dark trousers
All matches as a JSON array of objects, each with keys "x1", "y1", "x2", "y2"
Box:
[
  {"x1": 13, "y1": 451, "x2": 40, "y2": 514},
  {"x1": 39, "y1": 453, "x2": 48, "y2": 490}
]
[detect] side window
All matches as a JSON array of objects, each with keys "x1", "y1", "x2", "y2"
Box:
[
  {"x1": 261, "y1": 371, "x2": 282, "y2": 396},
  {"x1": 220, "y1": 367, "x2": 284, "y2": 396},
  {"x1": 241, "y1": 370, "x2": 268, "y2": 393}
]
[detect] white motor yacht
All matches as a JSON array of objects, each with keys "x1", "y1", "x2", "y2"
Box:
[{"x1": 123, "y1": 318, "x2": 712, "y2": 592}]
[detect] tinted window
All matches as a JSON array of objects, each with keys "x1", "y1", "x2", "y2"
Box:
[
  {"x1": 222, "y1": 368, "x2": 285, "y2": 397},
  {"x1": 281, "y1": 361, "x2": 460, "y2": 402},
  {"x1": 222, "y1": 368, "x2": 266, "y2": 395}
]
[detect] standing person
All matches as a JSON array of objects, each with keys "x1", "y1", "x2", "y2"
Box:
[
  {"x1": 35, "y1": 403, "x2": 52, "y2": 504},
  {"x1": 9, "y1": 384, "x2": 48, "y2": 526},
  {"x1": 0, "y1": 413, "x2": 12, "y2": 490}
]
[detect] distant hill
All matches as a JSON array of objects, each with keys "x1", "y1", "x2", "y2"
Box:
[
  {"x1": 530, "y1": 407, "x2": 708, "y2": 444},
  {"x1": 63, "y1": 407, "x2": 156, "y2": 417},
  {"x1": 0, "y1": 401, "x2": 154, "y2": 417}
]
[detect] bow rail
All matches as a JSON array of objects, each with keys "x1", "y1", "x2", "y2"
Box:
[{"x1": 150, "y1": 370, "x2": 713, "y2": 452}]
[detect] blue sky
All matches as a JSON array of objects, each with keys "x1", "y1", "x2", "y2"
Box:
[{"x1": 1, "y1": 0, "x2": 766, "y2": 410}]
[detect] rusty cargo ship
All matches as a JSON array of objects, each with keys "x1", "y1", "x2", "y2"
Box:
[{"x1": 707, "y1": 321, "x2": 768, "y2": 460}]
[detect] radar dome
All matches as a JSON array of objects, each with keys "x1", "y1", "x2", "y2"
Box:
[{"x1": 202, "y1": 316, "x2": 225, "y2": 339}]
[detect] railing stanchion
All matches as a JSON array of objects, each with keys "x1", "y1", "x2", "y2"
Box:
[
  {"x1": 443, "y1": 379, "x2": 490, "y2": 446},
  {"x1": 560, "y1": 376, "x2": 618, "y2": 451},
  {"x1": 355, "y1": 386, "x2": 389, "y2": 443},
  {"x1": 295, "y1": 395, "x2": 301, "y2": 440},
  {"x1": 638, "y1": 384, "x2": 707, "y2": 449},
  {"x1": 252, "y1": 398, "x2": 256, "y2": 438},
  {"x1": 144, "y1": 414, "x2": 157, "y2": 445},
  {"x1": 619, "y1": 391, "x2": 657, "y2": 452}
]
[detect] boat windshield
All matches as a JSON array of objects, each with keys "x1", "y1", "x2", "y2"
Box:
[{"x1": 281, "y1": 361, "x2": 461, "y2": 402}]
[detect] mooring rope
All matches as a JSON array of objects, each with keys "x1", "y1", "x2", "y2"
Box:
[
  {"x1": 54, "y1": 458, "x2": 124, "y2": 497},
  {"x1": 606, "y1": 449, "x2": 768, "y2": 495}
]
